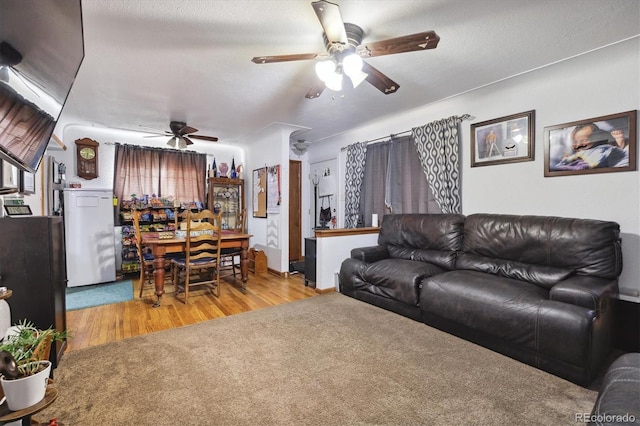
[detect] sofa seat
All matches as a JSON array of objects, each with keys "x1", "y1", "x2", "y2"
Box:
[
  {"x1": 421, "y1": 269, "x2": 599, "y2": 365},
  {"x1": 421, "y1": 270, "x2": 548, "y2": 345},
  {"x1": 353, "y1": 258, "x2": 445, "y2": 306}
]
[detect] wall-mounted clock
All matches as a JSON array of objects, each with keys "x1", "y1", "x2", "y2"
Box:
[{"x1": 75, "y1": 138, "x2": 99, "y2": 180}]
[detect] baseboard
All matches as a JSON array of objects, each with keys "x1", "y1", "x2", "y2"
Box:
[{"x1": 315, "y1": 287, "x2": 335, "y2": 294}]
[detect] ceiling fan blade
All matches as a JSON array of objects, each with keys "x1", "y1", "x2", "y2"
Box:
[
  {"x1": 357, "y1": 31, "x2": 440, "y2": 58},
  {"x1": 183, "y1": 136, "x2": 194, "y2": 146},
  {"x1": 312, "y1": 1, "x2": 347, "y2": 45},
  {"x1": 305, "y1": 78, "x2": 326, "y2": 99},
  {"x1": 189, "y1": 134, "x2": 219, "y2": 142},
  {"x1": 252, "y1": 53, "x2": 320, "y2": 64},
  {"x1": 361, "y1": 61, "x2": 399, "y2": 95},
  {"x1": 178, "y1": 125, "x2": 198, "y2": 136}
]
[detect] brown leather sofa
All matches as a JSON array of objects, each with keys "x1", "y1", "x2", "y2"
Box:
[
  {"x1": 339, "y1": 213, "x2": 622, "y2": 386},
  {"x1": 588, "y1": 352, "x2": 640, "y2": 425}
]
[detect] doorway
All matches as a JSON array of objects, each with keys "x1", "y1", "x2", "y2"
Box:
[{"x1": 288, "y1": 160, "x2": 303, "y2": 262}]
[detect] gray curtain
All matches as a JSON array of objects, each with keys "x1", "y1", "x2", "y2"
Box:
[
  {"x1": 412, "y1": 116, "x2": 464, "y2": 214},
  {"x1": 359, "y1": 141, "x2": 389, "y2": 226},
  {"x1": 343, "y1": 141, "x2": 367, "y2": 228},
  {"x1": 386, "y1": 135, "x2": 439, "y2": 214}
]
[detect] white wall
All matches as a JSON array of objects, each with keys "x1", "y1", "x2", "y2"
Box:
[
  {"x1": 241, "y1": 123, "x2": 305, "y2": 273},
  {"x1": 306, "y1": 38, "x2": 640, "y2": 302}
]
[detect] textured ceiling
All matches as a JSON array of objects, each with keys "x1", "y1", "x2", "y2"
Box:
[{"x1": 58, "y1": 0, "x2": 639, "y2": 147}]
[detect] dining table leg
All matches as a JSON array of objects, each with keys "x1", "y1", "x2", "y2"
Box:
[
  {"x1": 151, "y1": 247, "x2": 167, "y2": 307},
  {"x1": 240, "y1": 239, "x2": 250, "y2": 292}
]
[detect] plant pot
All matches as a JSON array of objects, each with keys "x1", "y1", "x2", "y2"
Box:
[{"x1": 0, "y1": 361, "x2": 51, "y2": 411}]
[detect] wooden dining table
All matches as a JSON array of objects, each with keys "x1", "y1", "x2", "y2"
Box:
[{"x1": 142, "y1": 231, "x2": 252, "y2": 307}]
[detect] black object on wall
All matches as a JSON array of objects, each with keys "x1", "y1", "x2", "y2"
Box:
[{"x1": 0, "y1": 216, "x2": 67, "y2": 368}]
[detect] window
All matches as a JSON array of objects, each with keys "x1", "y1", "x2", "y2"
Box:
[
  {"x1": 358, "y1": 135, "x2": 439, "y2": 226},
  {"x1": 113, "y1": 144, "x2": 207, "y2": 223}
]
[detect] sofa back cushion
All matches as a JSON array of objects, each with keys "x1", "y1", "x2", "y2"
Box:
[
  {"x1": 459, "y1": 214, "x2": 622, "y2": 286},
  {"x1": 378, "y1": 214, "x2": 465, "y2": 270}
]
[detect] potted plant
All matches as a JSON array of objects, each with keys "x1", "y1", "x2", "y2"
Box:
[{"x1": 0, "y1": 320, "x2": 68, "y2": 411}]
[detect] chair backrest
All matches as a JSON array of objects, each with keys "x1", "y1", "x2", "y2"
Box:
[
  {"x1": 185, "y1": 209, "x2": 223, "y2": 265},
  {"x1": 131, "y1": 209, "x2": 147, "y2": 263}
]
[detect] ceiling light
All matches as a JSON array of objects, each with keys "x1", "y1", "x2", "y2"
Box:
[
  {"x1": 342, "y1": 53, "x2": 362, "y2": 77},
  {"x1": 315, "y1": 60, "x2": 336, "y2": 82},
  {"x1": 167, "y1": 136, "x2": 177, "y2": 148},
  {"x1": 178, "y1": 136, "x2": 187, "y2": 149},
  {"x1": 324, "y1": 70, "x2": 343, "y2": 91}
]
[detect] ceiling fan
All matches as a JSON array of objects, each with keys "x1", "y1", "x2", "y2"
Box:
[
  {"x1": 251, "y1": 0, "x2": 440, "y2": 99},
  {"x1": 143, "y1": 121, "x2": 219, "y2": 148}
]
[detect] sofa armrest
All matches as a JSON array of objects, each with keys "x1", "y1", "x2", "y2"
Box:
[
  {"x1": 550, "y1": 275, "x2": 618, "y2": 312},
  {"x1": 350, "y1": 245, "x2": 389, "y2": 263}
]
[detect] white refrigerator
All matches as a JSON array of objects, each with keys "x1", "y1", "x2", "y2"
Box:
[{"x1": 64, "y1": 188, "x2": 116, "y2": 287}]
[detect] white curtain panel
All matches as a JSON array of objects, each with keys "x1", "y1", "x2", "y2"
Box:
[{"x1": 343, "y1": 142, "x2": 367, "y2": 228}]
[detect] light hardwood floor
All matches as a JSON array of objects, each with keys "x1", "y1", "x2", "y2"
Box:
[{"x1": 65, "y1": 272, "x2": 318, "y2": 352}]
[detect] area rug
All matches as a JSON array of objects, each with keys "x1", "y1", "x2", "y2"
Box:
[
  {"x1": 65, "y1": 280, "x2": 134, "y2": 311},
  {"x1": 40, "y1": 293, "x2": 596, "y2": 425}
]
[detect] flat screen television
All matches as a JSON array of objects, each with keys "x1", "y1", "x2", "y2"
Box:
[{"x1": 0, "y1": 0, "x2": 84, "y2": 173}]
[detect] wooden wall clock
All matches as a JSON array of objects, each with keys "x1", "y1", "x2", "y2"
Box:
[{"x1": 75, "y1": 138, "x2": 99, "y2": 180}]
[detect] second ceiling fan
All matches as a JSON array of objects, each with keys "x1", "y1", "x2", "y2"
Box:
[
  {"x1": 145, "y1": 121, "x2": 219, "y2": 149},
  {"x1": 251, "y1": 0, "x2": 440, "y2": 99}
]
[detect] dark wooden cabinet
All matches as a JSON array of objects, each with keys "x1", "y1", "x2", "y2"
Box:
[
  {"x1": 0, "y1": 216, "x2": 67, "y2": 367},
  {"x1": 304, "y1": 237, "x2": 316, "y2": 287}
]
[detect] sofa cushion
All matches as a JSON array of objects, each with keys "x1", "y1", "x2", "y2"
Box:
[
  {"x1": 456, "y1": 253, "x2": 575, "y2": 289},
  {"x1": 462, "y1": 214, "x2": 622, "y2": 280},
  {"x1": 362, "y1": 259, "x2": 446, "y2": 306},
  {"x1": 378, "y1": 214, "x2": 464, "y2": 270},
  {"x1": 420, "y1": 270, "x2": 549, "y2": 348}
]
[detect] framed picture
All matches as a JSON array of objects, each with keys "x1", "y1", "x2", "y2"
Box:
[
  {"x1": 471, "y1": 110, "x2": 535, "y2": 167},
  {"x1": 19, "y1": 170, "x2": 35, "y2": 194},
  {"x1": 252, "y1": 167, "x2": 267, "y2": 218},
  {"x1": 544, "y1": 110, "x2": 637, "y2": 177}
]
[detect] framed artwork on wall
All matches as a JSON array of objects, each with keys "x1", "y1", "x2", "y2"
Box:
[
  {"x1": 544, "y1": 110, "x2": 637, "y2": 177},
  {"x1": 471, "y1": 110, "x2": 535, "y2": 167}
]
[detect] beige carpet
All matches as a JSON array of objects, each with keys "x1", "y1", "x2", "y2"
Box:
[{"x1": 39, "y1": 293, "x2": 596, "y2": 425}]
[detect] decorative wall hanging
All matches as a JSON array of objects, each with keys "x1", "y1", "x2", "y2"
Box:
[
  {"x1": 252, "y1": 167, "x2": 267, "y2": 218},
  {"x1": 267, "y1": 165, "x2": 281, "y2": 214},
  {"x1": 471, "y1": 110, "x2": 535, "y2": 167},
  {"x1": 544, "y1": 110, "x2": 637, "y2": 177}
]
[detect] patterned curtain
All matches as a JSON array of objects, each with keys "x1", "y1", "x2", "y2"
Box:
[
  {"x1": 344, "y1": 141, "x2": 367, "y2": 228},
  {"x1": 412, "y1": 116, "x2": 464, "y2": 214}
]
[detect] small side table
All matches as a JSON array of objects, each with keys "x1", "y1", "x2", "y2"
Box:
[{"x1": 0, "y1": 382, "x2": 58, "y2": 426}]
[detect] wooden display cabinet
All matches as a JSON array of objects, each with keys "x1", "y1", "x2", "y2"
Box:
[{"x1": 208, "y1": 178, "x2": 245, "y2": 230}]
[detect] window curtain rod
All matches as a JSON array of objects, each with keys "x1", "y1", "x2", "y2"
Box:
[{"x1": 340, "y1": 114, "x2": 475, "y2": 151}]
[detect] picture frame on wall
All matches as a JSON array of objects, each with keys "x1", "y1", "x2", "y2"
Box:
[
  {"x1": 19, "y1": 170, "x2": 35, "y2": 194},
  {"x1": 471, "y1": 110, "x2": 535, "y2": 167},
  {"x1": 544, "y1": 110, "x2": 637, "y2": 177}
]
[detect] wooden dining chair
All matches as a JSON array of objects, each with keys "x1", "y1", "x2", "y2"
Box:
[
  {"x1": 132, "y1": 209, "x2": 155, "y2": 297},
  {"x1": 171, "y1": 209, "x2": 223, "y2": 304},
  {"x1": 220, "y1": 208, "x2": 246, "y2": 277}
]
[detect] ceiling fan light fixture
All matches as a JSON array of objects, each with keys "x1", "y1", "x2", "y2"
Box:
[
  {"x1": 178, "y1": 136, "x2": 187, "y2": 149},
  {"x1": 167, "y1": 136, "x2": 177, "y2": 148},
  {"x1": 324, "y1": 70, "x2": 343, "y2": 91},
  {"x1": 348, "y1": 69, "x2": 368, "y2": 88},
  {"x1": 315, "y1": 59, "x2": 336, "y2": 82},
  {"x1": 342, "y1": 53, "x2": 363, "y2": 76}
]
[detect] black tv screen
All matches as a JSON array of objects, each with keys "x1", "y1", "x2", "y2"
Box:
[{"x1": 0, "y1": 0, "x2": 84, "y2": 173}]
